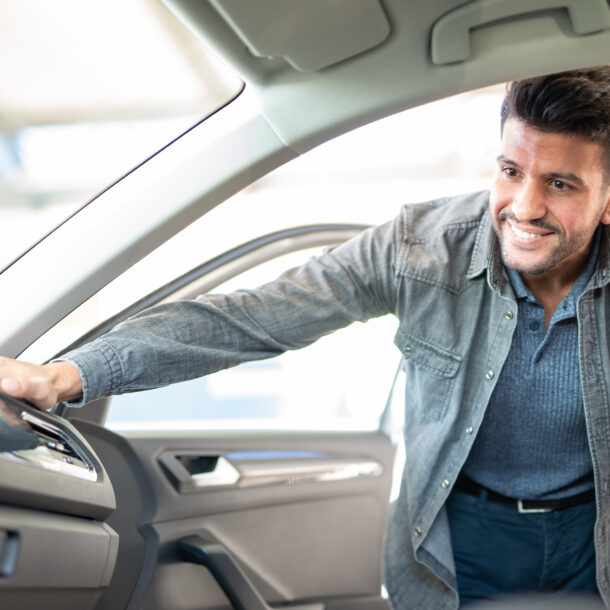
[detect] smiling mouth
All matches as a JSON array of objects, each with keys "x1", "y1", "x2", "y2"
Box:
[{"x1": 507, "y1": 219, "x2": 553, "y2": 241}]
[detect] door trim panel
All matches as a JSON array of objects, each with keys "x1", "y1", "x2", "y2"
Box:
[{"x1": 159, "y1": 448, "x2": 384, "y2": 493}]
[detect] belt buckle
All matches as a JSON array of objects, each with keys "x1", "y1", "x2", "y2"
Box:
[{"x1": 517, "y1": 499, "x2": 552, "y2": 514}]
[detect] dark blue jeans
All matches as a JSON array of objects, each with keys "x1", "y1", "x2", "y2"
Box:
[{"x1": 447, "y1": 489, "x2": 599, "y2": 607}]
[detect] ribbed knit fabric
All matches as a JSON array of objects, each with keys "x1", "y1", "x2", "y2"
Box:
[{"x1": 462, "y1": 230, "x2": 601, "y2": 501}]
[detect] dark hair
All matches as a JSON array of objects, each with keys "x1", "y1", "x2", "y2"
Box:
[{"x1": 501, "y1": 66, "x2": 610, "y2": 175}]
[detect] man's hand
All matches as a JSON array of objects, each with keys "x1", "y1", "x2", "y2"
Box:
[{"x1": 0, "y1": 357, "x2": 83, "y2": 411}]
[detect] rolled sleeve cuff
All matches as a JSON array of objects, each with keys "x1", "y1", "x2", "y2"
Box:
[{"x1": 53, "y1": 340, "x2": 123, "y2": 407}]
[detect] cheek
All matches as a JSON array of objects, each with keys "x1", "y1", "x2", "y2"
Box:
[
  {"x1": 489, "y1": 184, "x2": 509, "y2": 219},
  {"x1": 490, "y1": 174, "x2": 512, "y2": 201},
  {"x1": 553, "y1": 207, "x2": 592, "y2": 238}
]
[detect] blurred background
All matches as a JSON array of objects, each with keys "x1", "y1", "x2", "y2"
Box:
[{"x1": 0, "y1": 0, "x2": 240, "y2": 270}]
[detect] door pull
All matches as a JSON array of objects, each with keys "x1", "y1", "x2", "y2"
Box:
[{"x1": 179, "y1": 536, "x2": 271, "y2": 610}]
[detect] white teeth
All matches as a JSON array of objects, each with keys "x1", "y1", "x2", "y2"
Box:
[{"x1": 510, "y1": 223, "x2": 542, "y2": 240}]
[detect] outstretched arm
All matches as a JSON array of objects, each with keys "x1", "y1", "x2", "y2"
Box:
[{"x1": 0, "y1": 216, "x2": 400, "y2": 410}]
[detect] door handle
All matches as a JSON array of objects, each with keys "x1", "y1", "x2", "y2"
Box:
[
  {"x1": 159, "y1": 453, "x2": 240, "y2": 493},
  {"x1": 179, "y1": 536, "x2": 271, "y2": 610},
  {"x1": 431, "y1": 0, "x2": 610, "y2": 64}
]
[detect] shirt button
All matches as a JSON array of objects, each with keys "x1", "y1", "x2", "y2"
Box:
[
  {"x1": 414, "y1": 527, "x2": 422, "y2": 537},
  {"x1": 529, "y1": 321, "x2": 539, "y2": 331},
  {"x1": 504, "y1": 310, "x2": 514, "y2": 320},
  {"x1": 441, "y1": 479, "x2": 450, "y2": 489},
  {"x1": 466, "y1": 426, "x2": 473, "y2": 434},
  {"x1": 405, "y1": 346, "x2": 412, "y2": 356},
  {"x1": 485, "y1": 369, "x2": 494, "y2": 380}
]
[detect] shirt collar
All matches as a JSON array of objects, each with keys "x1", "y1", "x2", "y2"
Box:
[
  {"x1": 467, "y1": 207, "x2": 514, "y2": 298},
  {"x1": 467, "y1": 205, "x2": 494, "y2": 280},
  {"x1": 592, "y1": 224, "x2": 610, "y2": 288}
]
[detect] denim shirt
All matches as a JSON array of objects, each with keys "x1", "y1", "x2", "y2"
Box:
[{"x1": 62, "y1": 191, "x2": 610, "y2": 610}]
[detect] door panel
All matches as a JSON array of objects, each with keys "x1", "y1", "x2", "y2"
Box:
[
  {"x1": 62, "y1": 225, "x2": 398, "y2": 609},
  {"x1": 72, "y1": 419, "x2": 394, "y2": 609}
]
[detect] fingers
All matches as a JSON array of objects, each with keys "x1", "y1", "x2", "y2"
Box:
[
  {"x1": 0, "y1": 358, "x2": 58, "y2": 410},
  {"x1": 20, "y1": 376, "x2": 58, "y2": 410}
]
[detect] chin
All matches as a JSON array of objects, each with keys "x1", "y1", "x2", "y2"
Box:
[{"x1": 499, "y1": 247, "x2": 555, "y2": 276}]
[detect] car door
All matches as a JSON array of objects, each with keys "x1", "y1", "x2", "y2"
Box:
[{"x1": 56, "y1": 224, "x2": 401, "y2": 610}]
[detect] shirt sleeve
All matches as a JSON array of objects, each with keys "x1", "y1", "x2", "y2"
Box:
[{"x1": 58, "y1": 215, "x2": 402, "y2": 406}]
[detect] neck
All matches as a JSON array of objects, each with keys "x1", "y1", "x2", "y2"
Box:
[{"x1": 520, "y1": 247, "x2": 592, "y2": 330}]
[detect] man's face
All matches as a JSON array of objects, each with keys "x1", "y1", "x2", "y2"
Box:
[{"x1": 489, "y1": 119, "x2": 610, "y2": 278}]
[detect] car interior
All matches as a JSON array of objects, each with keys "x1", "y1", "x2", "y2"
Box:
[{"x1": 1, "y1": 0, "x2": 610, "y2": 609}]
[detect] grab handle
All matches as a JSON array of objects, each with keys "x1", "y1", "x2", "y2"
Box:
[{"x1": 431, "y1": 0, "x2": 610, "y2": 64}]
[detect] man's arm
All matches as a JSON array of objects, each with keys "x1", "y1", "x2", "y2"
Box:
[
  {"x1": 0, "y1": 357, "x2": 82, "y2": 410},
  {"x1": 0, "y1": 216, "x2": 400, "y2": 411}
]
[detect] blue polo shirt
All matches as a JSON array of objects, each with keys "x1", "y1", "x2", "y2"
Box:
[{"x1": 462, "y1": 230, "x2": 601, "y2": 501}]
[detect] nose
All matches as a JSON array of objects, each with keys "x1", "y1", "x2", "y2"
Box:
[{"x1": 510, "y1": 180, "x2": 546, "y2": 222}]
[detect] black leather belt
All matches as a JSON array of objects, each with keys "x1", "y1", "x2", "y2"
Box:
[{"x1": 455, "y1": 475, "x2": 595, "y2": 514}]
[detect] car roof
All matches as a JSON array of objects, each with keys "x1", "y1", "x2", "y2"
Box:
[{"x1": 165, "y1": 0, "x2": 610, "y2": 152}]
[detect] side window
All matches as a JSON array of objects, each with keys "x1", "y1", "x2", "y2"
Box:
[
  {"x1": 20, "y1": 85, "x2": 502, "y2": 365},
  {"x1": 105, "y1": 246, "x2": 399, "y2": 432},
  {"x1": 51, "y1": 84, "x2": 502, "y2": 432}
]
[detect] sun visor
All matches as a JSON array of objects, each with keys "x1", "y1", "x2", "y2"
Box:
[{"x1": 209, "y1": 0, "x2": 391, "y2": 72}]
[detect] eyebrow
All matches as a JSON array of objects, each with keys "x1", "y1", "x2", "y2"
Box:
[{"x1": 496, "y1": 156, "x2": 586, "y2": 188}]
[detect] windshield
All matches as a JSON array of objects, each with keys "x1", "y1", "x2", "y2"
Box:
[{"x1": 0, "y1": 0, "x2": 241, "y2": 271}]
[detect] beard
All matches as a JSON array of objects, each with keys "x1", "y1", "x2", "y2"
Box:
[{"x1": 493, "y1": 211, "x2": 594, "y2": 276}]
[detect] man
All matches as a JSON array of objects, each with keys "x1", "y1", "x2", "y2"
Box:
[{"x1": 1, "y1": 67, "x2": 610, "y2": 608}]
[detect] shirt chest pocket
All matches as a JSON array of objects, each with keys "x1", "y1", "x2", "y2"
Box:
[{"x1": 395, "y1": 329, "x2": 461, "y2": 422}]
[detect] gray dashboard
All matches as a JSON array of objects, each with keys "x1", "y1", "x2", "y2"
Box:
[{"x1": 0, "y1": 392, "x2": 117, "y2": 610}]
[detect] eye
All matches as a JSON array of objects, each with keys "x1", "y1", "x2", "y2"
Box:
[
  {"x1": 550, "y1": 179, "x2": 571, "y2": 191},
  {"x1": 502, "y1": 166, "x2": 518, "y2": 178}
]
